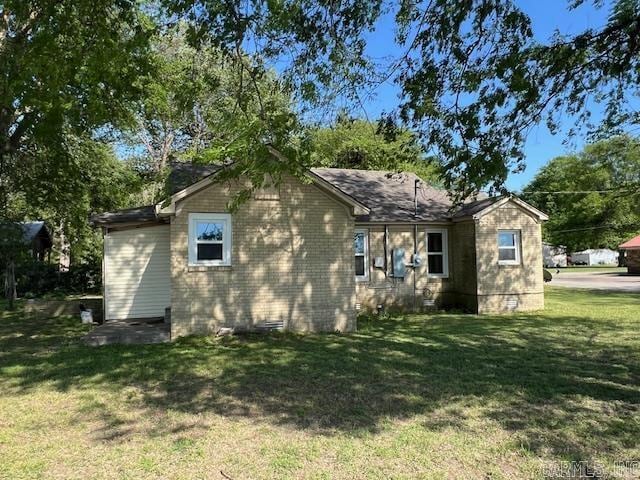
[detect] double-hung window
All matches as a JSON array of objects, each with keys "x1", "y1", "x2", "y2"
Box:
[
  {"x1": 354, "y1": 229, "x2": 369, "y2": 281},
  {"x1": 188, "y1": 213, "x2": 232, "y2": 266},
  {"x1": 498, "y1": 230, "x2": 520, "y2": 265},
  {"x1": 426, "y1": 228, "x2": 449, "y2": 277}
]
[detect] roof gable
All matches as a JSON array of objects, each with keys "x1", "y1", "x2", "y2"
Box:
[
  {"x1": 167, "y1": 162, "x2": 221, "y2": 195},
  {"x1": 158, "y1": 164, "x2": 369, "y2": 218},
  {"x1": 453, "y1": 196, "x2": 549, "y2": 222}
]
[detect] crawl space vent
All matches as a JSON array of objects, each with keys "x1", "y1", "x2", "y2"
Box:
[{"x1": 505, "y1": 298, "x2": 519, "y2": 309}]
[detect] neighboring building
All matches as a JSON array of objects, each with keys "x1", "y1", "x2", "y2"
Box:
[
  {"x1": 91, "y1": 166, "x2": 549, "y2": 338},
  {"x1": 21, "y1": 221, "x2": 53, "y2": 261},
  {"x1": 619, "y1": 234, "x2": 640, "y2": 274},
  {"x1": 570, "y1": 248, "x2": 619, "y2": 266},
  {"x1": 542, "y1": 243, "x2": 567, "y2": 268}
]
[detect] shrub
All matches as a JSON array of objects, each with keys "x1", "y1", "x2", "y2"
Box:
[{"x1": 15, "y1": 260, "x2": 101, "y2": 298}]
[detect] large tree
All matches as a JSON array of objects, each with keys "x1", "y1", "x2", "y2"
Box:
[
  {"x1": 522, "y1": 136, "x2": 640, "y2": 251},
  {"x1": 121, "y1": 25, "x2": 302, "y2": 205},
  {"x1": 12, "y1": 136, "x2": 143, "y2": 265},
  {"x1": 309, "y1": 115, "x2": 441, "y2": 183},
  {"x1": 0, "y1": 0, "x2": 152, "y2": 213},
  {"x1": 1, "y1": 0, "x2": 153, "y2": 304},
  {"x1": 161, "y1": 0, "x2": 640, "y2": 200}
]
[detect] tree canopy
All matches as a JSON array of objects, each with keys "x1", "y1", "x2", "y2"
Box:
[
  {"x1": 0, "y1": 0, "x2": 152, "y2": 213},
  {"x1": 522, "y1": 136, "x2": 640, "y2": 252},
  {"x1": 309, "y1": 116, "x2": 440, "y2": 183},
  {"x1": 157, "y1": 0, "x2": 640, "y2": 200},
  {"x1": 4, "y1": 0, "x2": 640, "y2": 274},
  {"x1": 0, "y1": 1, "x2": 154, "y2": 302},
  {"x1": 120, "y1": 25, "x2": 303, "y2": 206}
]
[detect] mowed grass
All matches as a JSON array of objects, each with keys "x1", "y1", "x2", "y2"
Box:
[{"x1": 1, "y1": 289, "x2": 639, "y2": 479}]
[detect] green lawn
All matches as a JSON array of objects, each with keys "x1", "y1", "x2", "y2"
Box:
[{"x1": 1, "y1": 289, "x2": 639, "y2": 479}]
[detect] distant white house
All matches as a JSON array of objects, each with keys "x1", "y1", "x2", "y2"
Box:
[
  {"x1": 570, "y1": 248, "x2": 619, "y2": 266},
  {"x1": 543, "y1": 243, "x2": 567, "y2": 267}
]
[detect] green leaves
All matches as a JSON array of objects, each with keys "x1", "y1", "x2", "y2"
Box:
[
  {"x1": 156, "y1": 0, "x2": 640, "y2": 201},
  {"x1": 0, "y1": 0, "x2": 155, "y2": 268},
  {"x1": 522, "y1": 135, "x2": 640, "y2": 251},
  {"x1": 308, "y1": 116, "x2": 441, "y2": 182}
]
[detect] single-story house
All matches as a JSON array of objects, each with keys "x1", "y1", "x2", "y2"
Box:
[
  {"x1": 619, "y1": 234, "x2": 640, "y2": 274},
  {"x1": 570, "y1": 248, "x2": 619, "y2": 266},
  {"x1": 91, "y1": 165, "x2": 548, "y2": 338},
  {"x1": 542, "y1": 243, "x2": 567, "y2": 268}
]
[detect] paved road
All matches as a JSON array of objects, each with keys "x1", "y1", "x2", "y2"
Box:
[{"x1": 550, "y1": 271, "x2": 640, "y2": 292}]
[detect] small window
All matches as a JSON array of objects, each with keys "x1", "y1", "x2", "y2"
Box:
[
  {"x1": 426, "y1": 228, "x2": 449, "y2": 277},
  {"x1": 354, "y1": 229, "x2": 369, "y2": 281},
  {"x1": 498, "y1": 230, "x2": 520, "y2": 265},
  {"x1": 188, "y1": 213, "x2": 232, "y2": 266}
]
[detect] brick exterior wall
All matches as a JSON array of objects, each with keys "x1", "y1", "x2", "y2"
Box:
[
  {"x1": 474, "y1": 203, "x2": 544, "y2": 313},
  {"x1": 169, "y1": 178, "x2": 543, "y2": 335},
  {"x1": 354, "y1": 202, "x2": 544, "y2": 315},
  {"x1": 626, "y1": 249, "x2": 640, "y2": 274},
  {"x1": 450, "y1": 220, "x2": 479, "y2": 312},
  {"x1": 170, "y1": 175, "x2": 357, "y2": 337},
  {"x1": 355, "y1": 225, "x2": 456, "y2": 311}
]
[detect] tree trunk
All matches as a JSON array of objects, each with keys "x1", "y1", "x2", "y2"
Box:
[{"x1": 4, "y1": 260, "x2": 16, "y2": 310}]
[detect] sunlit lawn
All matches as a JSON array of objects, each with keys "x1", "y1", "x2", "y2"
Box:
[{"x1": 1, "y1": 288, "x2": 639, "y2": 479}]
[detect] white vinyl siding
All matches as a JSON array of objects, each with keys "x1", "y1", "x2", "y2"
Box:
[{"x1": 104, "y1": 225, "x2": 171, "y2": 320}]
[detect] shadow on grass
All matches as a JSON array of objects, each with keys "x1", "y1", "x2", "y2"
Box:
[{"x1": 1, "y1": 291, "x2": 639, "y2": 462}]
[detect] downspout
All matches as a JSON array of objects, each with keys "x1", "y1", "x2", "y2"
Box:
[
  {"x1": 384, "y1": 224, "x2": 389, "y2": 277},
  {"x1": 413, "y1": 223, "x2": 418, "y2": 311},
  {"x1": 413, "y1": 178, "x2": 418, "y2": 311},
  {"x1": 102, "y1": 227, "x2": 107, "y2": 324}
]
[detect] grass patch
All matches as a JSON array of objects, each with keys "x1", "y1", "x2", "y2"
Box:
[{"x1": 1, "y1": 289, "x2": 639, "y2": 478}]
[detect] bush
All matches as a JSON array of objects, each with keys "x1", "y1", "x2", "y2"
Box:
[{"x1": 15, "y1": 260, "x2": 101, "y2": 298}]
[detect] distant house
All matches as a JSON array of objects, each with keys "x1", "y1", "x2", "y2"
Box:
[
  {"x1": 570, "y1": 248, "x2": 619, "y2": 266},
  {"x1": 20, "y1": 222, "x2": 53, "y2": 261},
  {"x1": 542, "y1": 243, "x2": 567, "y2": 268},
  {"x1": 619, "y1": 234, "x2": 640, "y2": 274}
]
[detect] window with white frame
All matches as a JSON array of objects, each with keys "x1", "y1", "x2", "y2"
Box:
[
  {"x1": 426, "y1": 228, "x2": 449, "y2": 277},
  {"x1": 354, "y1": 229, "x2": 369, "y2": 281},
  {"x1": 498, "y1": 230, "x2": 520, "y2": 265},
  {"x1": 188, "y1": 213, "x2": 232, "y2": 266}
]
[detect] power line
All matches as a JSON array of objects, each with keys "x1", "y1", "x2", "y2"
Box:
[
  {"x1": 522, "y1": 189, "x2": 633, "y2": 194},
  {"x1": 548, "y1": 223, "x2": 637, "y2": 233}
]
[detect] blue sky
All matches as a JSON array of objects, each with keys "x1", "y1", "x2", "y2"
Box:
[{"x1": 356, "y1": 1, "x2": 611, "y2": 191}]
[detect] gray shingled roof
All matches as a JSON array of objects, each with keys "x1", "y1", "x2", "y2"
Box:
[
  {"x1": 451, "y1": 196, "x2": 501, "y2": 219},
  {"x1": 92, "y1": 164, "x2": 496, "y2": 226},
  {"x1": 168, "y1": 162, "x2": 221, "y2": 195},
  {"x1": 90, "y1": 205, "x2": 158, "y2": 226},
  {"x1": 311, "y1": 168, "x2": 456, "y2": 222},
  {"x1": 21, "y1": 221, "x2": 46, "y2": 243}
]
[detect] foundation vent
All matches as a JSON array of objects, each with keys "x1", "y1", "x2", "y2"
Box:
[{"x1": 505, "y1": 298, "x2": 519, "y2": 310}]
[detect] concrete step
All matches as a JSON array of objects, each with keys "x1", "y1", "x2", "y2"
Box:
[{"x1": 83, "y1": 321, "x2": 170, "y2": 346}]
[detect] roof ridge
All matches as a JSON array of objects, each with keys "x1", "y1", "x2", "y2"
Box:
[
  {"x1": 311, "y1": 166, "x2": 416, "y2": 176},
  {"x1": 310, "y1": 167, "x2": 448, "y2": 190}
]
